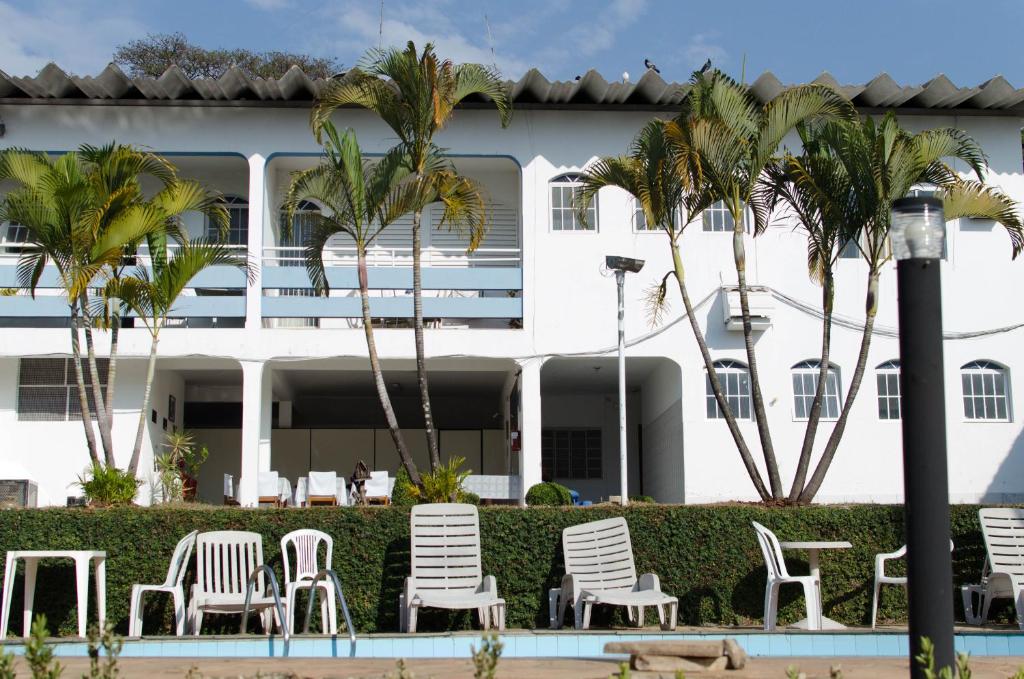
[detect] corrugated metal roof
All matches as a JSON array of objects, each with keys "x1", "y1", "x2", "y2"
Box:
[{"x1": 1, "y1": 62, "x2": 1023, "y2": 115}]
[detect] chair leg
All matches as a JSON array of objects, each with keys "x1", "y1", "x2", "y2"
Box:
[
  {"x1": 626, "y1": 605, "x2": 635, "y2": 624},
  {"x1": 496, "y1": 603, "x2": 505, "y2": 631},
  {"x1": 981, "y1": 590, "x2": 993, "y2": 625},
  {"x1": 582, "y1": 601, "x2": 593, "y2": 631},
  {"x1": 1015, "y1": 589, "x2": 1024, "y2": 631},
  {"x1": 655, "y1": 604, "x2": 664, "y2": 629},
  {"x1": 128, "y1": 588, "x2": 143, "y2": 637},
  {"x1": 326, "y1": 586, "x2": 338, "y2": 635},
  {"x1": 407, "y1": 605, "x2": 418, "y2": 634},
  {"x1": 479, "y1": 606, "x2": 491, "y2": 630},
  {"x1": 636, "y1": 606, "x2": 645, "y2": 627},
  {"x1": 763, "y1": 584, "x2": 778, "y2": 632},
  {"x1": 663, "y1": 601, "x2": 678, "y2": 631},
  {"x1": 548, "y1": 588, "x2": 562, "y2": 630},
  {"x1": 871, "y1": 578, "x2": 882, "y2": 629},
  {"x1": 192, "y1": 609, "x2": 203, "y2": 636},
  {"x1": 172, "y1": 589, "x2": 186, "y2": 637},
  {"x1": 573, "y1": 599, "x2": 584, "y2": 630},
  {"x1": 399, "y1": 594, "x2": 407, "y2": 633},
  {"x1": 287, "y1": 590, "x2": 297, "y2": 635}
]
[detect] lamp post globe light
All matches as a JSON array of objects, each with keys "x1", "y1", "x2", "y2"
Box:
[
  {"x1": 606, "y1": 255, "x2": 644, "y2": 507},
  {"x1": 893, "y1": 196, "x2": 955, "y2": 678}
]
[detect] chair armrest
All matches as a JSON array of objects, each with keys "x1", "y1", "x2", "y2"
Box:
[
  {"x1": 876, "y1": 546, "x2": 907, "y2": 574},
  {"x1": 637, "y1": 573, "x2": 661, "y2": 592},
  {"x1": 477, "y1": 575, "x2": 499, "y2": 595}
]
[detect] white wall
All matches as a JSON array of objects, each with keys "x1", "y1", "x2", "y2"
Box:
[{"x1": 2, "y1": 104, "x2": 1023, "y2": 504}]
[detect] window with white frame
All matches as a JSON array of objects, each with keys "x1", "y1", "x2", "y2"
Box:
[
  {"x1": 791, "y1": 360, "x2": 841, "y2": 420},
  {"x1": 706, "y1": 359, "x2": 752, "y2": 419},
  {"x1": 17, "y1": 358, "x2": 108, "y2": 421},
  {"x1": 838, "y1": 236, "x2": 861, "y2": 259},
  {"x1": 702, "y1": 200, "x2": 740, "y2": 232},
  {"x1": 541, "y1": 428, "x2": 602, "y2": 479},
  {"x1": 634, "y1": 199, "x2": 681, "y2": 232},
  {"x1": 1, "y1": 221, "x2": 28, "y2": 255},
  {"x1": 279, "y1": 200, "x2": 320, "y2": 265},
  {"x1": 961, "y1": 360, "x2": 1011, "y2": 421},
  {"x1": 876, "y1": 359, "x2": 901, "y2": 420},
  {"x1": 208, "y1": 195, "x2": 248, "y2": 246},
  {"x1": 550, "y1": 174, "x2": 596, "y2": 231}
]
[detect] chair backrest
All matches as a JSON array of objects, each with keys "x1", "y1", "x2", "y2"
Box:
[
  {"x1": 258, "y1": 471, "x2": 280, "y2": 497},
  {"x1": 979, "y1": 508, "x2": 1024, "y2": 578},
  {"x1": 308, "y1": 471, "x2": 337, "y2": 497},
  {"x1": 410, "y1": 503, "x2": 482, "y2": 593},
  {"x1": 223, "y1": 473, "x2": 234, "y2": 498},
  {"x1": 561, "y1": 517, "x2": 637, "y2": 592},
  {"x1": 281, "y1": 529, "x2": 333, "y2": 585},
  {"x1": 163, "y1": 530, "x2": 199, "y2": 587},
  {"x1": 751, "y1": 521, "x2": 790, "y2": 580},
  {"x1": 195, "y1": 531, "x2": 265, "y2": 598},
  {"x1": 365, "y1": 471, "x2": 389, "y2": 497}
]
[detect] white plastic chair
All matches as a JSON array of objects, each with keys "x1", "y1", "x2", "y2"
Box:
[
  {"x1": 401, "y1": 503, "x2": 505, "y2": 633},
  {"x1": 280, "y1": 529, "x2": 337, "y2": 634},
  {"x1": 128, "y1": 530, "x2": 198, "y2": 636},
  {"x1": 964, "y1": 508, "x2": 1024, "y2": 628},
  {"x1": 189, "y1": 531, "x2": 283, "y2": 635},
  {"x1": 258, "y1": 471, "x2": 283, "y2": 507},
  {"x1": 364, "y1": 471, "x2": 390, "y2": 505},
  {"x1": 872, "y1": 541, "x2": 954, "y2": 628},
  {"x1": 223, "y1": 474, "x2": 238, "y2": 505},
  {"x1": 551, "y1": 517, "x2": 677, "y2": 630},
  {"x1": 752, "y1": 521, "x2": 822, "y2": 631},
  {"x1": 308, "y1": 471, "x2": 341, "y2": 506}
]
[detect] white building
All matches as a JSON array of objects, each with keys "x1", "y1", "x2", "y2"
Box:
[{"x1": 1, "y1": 64, "x2": 1023, "y2": 507}]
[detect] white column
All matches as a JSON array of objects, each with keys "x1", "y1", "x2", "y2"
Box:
[
  {"x1": 245, "y1": 153, "x2": 266, "y2": 330},
  {"x1": 239, "y1": 360, "x2": 266, "y2": 506},
  {"x1": 517, "y1": 357, "x2": 543, "y2": 505}
]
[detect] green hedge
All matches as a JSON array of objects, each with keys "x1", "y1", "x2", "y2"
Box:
[{"x1": 0, "y1": 504, "x2": 1005, "y2": 637}]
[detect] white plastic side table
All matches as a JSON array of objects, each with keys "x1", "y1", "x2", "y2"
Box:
[
  {"x1": 779, "y1": 541, "x2": 852, "y2": 630},
  {"x1": 1, "y1": 550, "x2": 106, "y2": 638}
]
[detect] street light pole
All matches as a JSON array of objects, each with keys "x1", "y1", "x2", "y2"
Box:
[
  {"x1": 605, "y1": 255, "x2": 644, "y2": 507},
  {"x1": 893, "y1": 196, "x2": 954, "y2": 678}
]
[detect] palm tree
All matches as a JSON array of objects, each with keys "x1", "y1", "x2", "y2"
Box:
[
  {"x1": 769, "y1": 113, "x2": 1024, "y2": 502},
  {"x1": 0, "y1": 146, "x2": 181, "y2": 465},
  {"x1": 311, "y1": 41, "x2": 511, "y2": 471},
  {"x1": 283, "y1": 122, "x2": 483, "y2": 485},
  {"x1": 0, "y1": 144, "x2": 226, "y2": 469},
  {"x1": 666, "y1": 69, "x2": 856, "y2": 500},
  {"x1": 104, "y1": 233, "x2": 248, "y2": 477},
  {"x1": 576, "y1": 119, "x2": 775, "y2": 501}
]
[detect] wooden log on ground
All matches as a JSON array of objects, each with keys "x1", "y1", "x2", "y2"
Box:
[
  {"x1": 632, "y1": 654, "x2": 729, "y2": 672},
  {"x1": 723, "y1": 638, "x2": 748, "y2": 669},
  {"x1": 604, "y1": 640, "x2": 725, "y2": 657}
]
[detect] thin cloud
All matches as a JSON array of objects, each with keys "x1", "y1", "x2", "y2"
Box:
[
  {"x1": 0, "y1": 1, "x2": 145, "y2": 76},
  {"x1": 244, "y1": 0, "x2": 291, "y2": 9}
]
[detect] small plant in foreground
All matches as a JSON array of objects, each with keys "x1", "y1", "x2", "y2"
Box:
[
  {"x1": 0, "y1": 647, "x2": 15, "y2": 679},
  {"x1": 386, "y1": 658, "x2": 415, "y2": 679},
  {"x1": 471, "y1": 633, "x2": 503, "y2": 679},
  {"x1": 85, "y1": 621, "x2": 122, "y2": 679},
  {"x1": 24, "y1": 615, "x2": 61, "y2": 679},
  {"x1": 914, "y1": 637, "x2": 973, "y2": 679}
]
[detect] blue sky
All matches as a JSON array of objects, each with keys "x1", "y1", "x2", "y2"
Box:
[{"x1": 1, "y1": 0, "x2": 1022, "y2": 87}]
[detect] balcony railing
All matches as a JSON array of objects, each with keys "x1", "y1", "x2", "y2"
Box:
[{"x1": 262, "y1": 245, "x2": 522, "y2": 267}]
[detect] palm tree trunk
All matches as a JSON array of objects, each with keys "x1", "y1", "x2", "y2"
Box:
[
  {"x1": 672, "y1": 243, "x2": 771, "y2": 501},
  {"x1": 788, "y1": 272, "x2": 834, "y2": 501},
  {"x1": 128, "y1": 331, "x2": 158, "y2": 477},
  {"x1": 80, "y1": 292, "x2": 116, "y2": 467},
  {"x1": 105, "y1": 309, "x2": 120, "y2": 419},
  {"x1": 411, "y1": 207, "x2": 441, "y2": 471},
  {"x1": 359, "y1": 248, "x2": 422, "y2": 485},
  {"x1": 732, "y1": 214, "x2": 783, "y2": 499},
  {"x1": 798, "y1": 269, "x2": 880, "y2": 502},
  {"x1": 69, "y1": 301, "x2": 100, "y2": 466}
]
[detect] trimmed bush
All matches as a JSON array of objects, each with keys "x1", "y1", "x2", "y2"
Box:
[
  {"x1": 0, "y1": 504, "x2": 1005, "y2": 636},
  {"x1": 391, "y1": 467, "x2": 417, "y2": 507},
  {"x1": 525, "y1": 482, "x2": 572, "y2": 506}
]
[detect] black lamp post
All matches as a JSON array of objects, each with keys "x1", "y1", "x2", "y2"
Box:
[{"x1": 893, "y1": 196, "x2": 955, "y2": 677}]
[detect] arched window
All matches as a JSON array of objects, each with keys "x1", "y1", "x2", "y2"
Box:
[
  {"x1": 279, "y1": 200, "x2": 321, "y2": 263},
  {"x1": 791, "y1": 360, "x2": 841, "y2": 420},
  {"x1": 961, "y1": 360, "x2": 1010, "y2": 421},
  {"x1": 876, "y1": 359, "x2": 901, "y2": 420},
  {"x1": 208, "y1": 195, "x2": 248, "y2": 246},
  {"x1": 702, "y1": 200, "x2": 740, "y2": 232},
  {"x1": 706, "y1": 359, "x2": 751, "y2": 420},
  {"x1": 550, "y1": 174, "x2": 596, "y2": 231}
]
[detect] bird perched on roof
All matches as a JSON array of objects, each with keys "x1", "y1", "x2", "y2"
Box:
[
  {"x1": 644, "y1": 58, "x2": 660, "y2": 74},
  {"x1": 622, "y1": 71, "x2": 630, "y2": 83},
  {"x1": 699, "y1": 58, "x2": 712, "y2": 73}
]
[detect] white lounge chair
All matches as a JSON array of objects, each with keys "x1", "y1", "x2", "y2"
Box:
[
  {"x1": 401, "y1": 503, "x2": 505, "y2": 633},
  {"x1": 189, "y1": 531, "x2": 284, "y2": 635},
  {"x1": 364, "y1": 471, "x2": 390, "y2": 505},
  {"x1": 258, "y1": 471, "x2": 285, "y2": 507},
  {"x1": 963, "y1": 508, "x2": 1024, "y2": 628},
  {"x1": 307, "y1": 471, "x2": 343, "y2": 506},
  {"x1": 551, "y1": 516, "x2": 677, "y2": 630},
  {"x1": 128, "y1": 530, "x2": 198, "y2": 636},
  {"x1": 281, "y1": 529, "x2": 336, "y2": 634},
  {"x1": 752, "y1": 521, "x2": 822, "y2": 631},
  {"x1": 872, "y1": 541, "x2": 954, "y2": 628}
]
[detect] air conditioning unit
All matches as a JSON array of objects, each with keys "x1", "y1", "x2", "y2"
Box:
[
  {"x1": 0, "y1": 480, "x2": 38, "y2": 509},
  {"x1": 721, "y1": 285, "x2": 773, "y2": 331}
]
